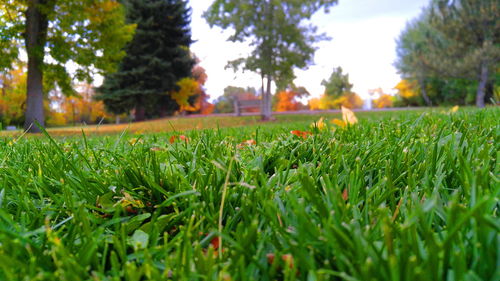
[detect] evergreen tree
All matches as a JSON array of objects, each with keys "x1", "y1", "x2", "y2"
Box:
[{"x1": 97, "y1": 0, "x2": 194, "y2": 121}]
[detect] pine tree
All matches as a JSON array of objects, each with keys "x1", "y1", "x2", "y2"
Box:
[{"x1": 97, "y1": 0, "x2": 194, "y2": 121}]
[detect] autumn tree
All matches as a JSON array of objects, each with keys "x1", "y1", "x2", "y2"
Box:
[
  {"x1": 190, "y1": 62, "x2": 214, "y2": 114},
  {"x1": 204, "y1": 0, "x2": 338, "y2": 120},
  {"x1": 317, "y1": 67, "x2": 363, "y2": 109},
  {"x1": 372, "y1": 88, "x2": 394, "y2": 108},
  {"x1": 0, "y1": 64, "x2": 26, "y2": 126},
  {"x1": 274, "y1": 86, "x2": 309, "y2": 112},
  {"x1": 394, "y1": 79, "x2": 420, "y2": 106},
  {"x1": 0, "y1": 0, "x2": 134, "y2": 132}
]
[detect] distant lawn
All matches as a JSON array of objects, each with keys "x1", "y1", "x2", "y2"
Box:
[{"x1": 1, "y1": 108, "x2": 430, "y2": 137}]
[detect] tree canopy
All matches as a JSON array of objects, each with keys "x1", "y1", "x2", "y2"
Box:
[
  {"x1": 96, "y1": 0, "x2": 194, "y2": 121},
  {"x1": 204, "y1": 0, "x2": 337, "y2": 120},
  {"x1": 321, "y1": 66, "x2": 353, "y2": 98},
  {"x1": 395, "y1": 0, "x2": 499, "y2": 107},
  {"x1": 0, "y1": 0, "x2": 134, "y2": 132}
]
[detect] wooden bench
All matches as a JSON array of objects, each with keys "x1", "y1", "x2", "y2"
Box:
[{"x1": 233, "y1": 99, "x2": 262, "y2": 116}]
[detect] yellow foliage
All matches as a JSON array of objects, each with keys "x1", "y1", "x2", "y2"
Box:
[
  {"x1": 308, "y1": 97, "x2": 321, "y2": 110},
  {"x1": 373, "y1": 94, "x2": 394, "y2": 108},
  {"x1": 171, "y1": 78, "x2": 201, "y2": 112},
  {"x1": 0, "y1": 66, "x2": 27, "y2": 126},
  {"x1": 395, "y1": 80, "x2": 418, "y2": 99},
  {"x1": 310, "y1": 117, "x2": 326, "y2": 130},
  {"x1": 310, "y1": 93, "x2": 363, "y2": 110},
  {"x1": 46, "y1": 112, "x2": 67, "y2": 127},
  {"x1": 330, "y1": 118, "x2": 346, "y2": 128}
]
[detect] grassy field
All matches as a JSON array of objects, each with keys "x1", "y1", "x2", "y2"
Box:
[
  {"x1": 0, "y1": 109, "x2": 425, "y2": 137},
  {"x1": 0, "y1": 108, "x2": 498, "y2": 280}
]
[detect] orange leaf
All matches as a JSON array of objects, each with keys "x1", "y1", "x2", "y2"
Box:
[
  {"x1": 342, "y1": 188, "x2": 348, "y2": 201},
  {"x1": 169, "y1": 135, "x2": 189, "y2": 144},
  {"x1": 237, "y1": 139, "x2": 257, "y2": 149},
  {"x1": 210, "y1": 236, "x2": 220, "y2": 250},
  {"x1": 290, "y1": 130, "x2": 312, "y2": 139},
  {"x1": 267, "y1": 253, "x2": 295, "y2": 268}
]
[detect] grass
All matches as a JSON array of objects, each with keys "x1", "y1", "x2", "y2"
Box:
[
  {"x1": 0, "y1": 108, "x2": 498, "y2": 280},
  {"x1": 0, "y1": 109, "x2": 426, "y2": 137}
]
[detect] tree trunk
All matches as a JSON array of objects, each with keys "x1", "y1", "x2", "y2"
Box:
[
  {"x1": 476, "y1": 63, "x2": 488, "y2": 108},
  {"x1": 261, "y1": 76, "x2": 272, "y2": 121},
  {"x1": 418, "y1": 79, "x2": 432, "y2": 106},
  {"x1": 24, "y1": 0, "x2": 48, "y2": 133}
]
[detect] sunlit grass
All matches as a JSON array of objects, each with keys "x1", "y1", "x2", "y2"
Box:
[{"x1": 0, "y1": 107, "x2": 498, "y2": 280}]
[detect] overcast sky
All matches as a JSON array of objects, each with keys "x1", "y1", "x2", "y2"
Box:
[{"x1": 189, "y1": 0, "x2": 430, "y2": 100}]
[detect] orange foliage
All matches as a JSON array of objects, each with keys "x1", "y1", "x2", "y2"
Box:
[
  {"x1": 191, "y1": 64, "x2": 214, "y2": 114},
  {"x1": 290, "y1": 130, "x2": 312, "y2": 139},
  {"x1": 275, "y1": 89, "x2": 305, "y2": 112},
  {"x1": 308, "y1": 97, "x2": 321, "y2": 110},
  {"x1": 169, "y1": 135, "x2": 189, "y2": 144},
  {"x1": 171, "y1": 62, "x2": 215, "y2": 115},
  {"x1": 373, "y1": 94, "x2": 394, "y2": 108},
  {"x1": 51, "y1": 83, "x2": 110, "y2": 126}
]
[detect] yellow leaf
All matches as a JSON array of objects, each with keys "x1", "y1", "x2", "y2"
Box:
[
  {"x1": 330, "y1": 118, "x2": 346, "y2": 128},
  {"x1": 451, "y1": 105, "x2": 459, "y2": 113},
  {"x1": 128, "y1": 138, "x2": 143, "y2": 146},
  {"x1": 311, "y1": 117, "x2": 326, "y2": 130},
  {"x1": 341, "y1": 106, "x2": 358, "y2": 125}
]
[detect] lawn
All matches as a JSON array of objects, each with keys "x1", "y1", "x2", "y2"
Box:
[
  {"x1": 0, "y1": 108, "x2": 425, "y2": 137},
  {"x1": 0, "y1": 108, "x2": 498, "y2": 280}
]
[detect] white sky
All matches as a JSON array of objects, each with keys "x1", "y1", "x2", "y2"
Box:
[{"x1": 189, "y1": 0, "x2": 429, "y2": 100}]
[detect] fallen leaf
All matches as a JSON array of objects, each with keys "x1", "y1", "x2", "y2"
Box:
[
  {"x1": 451, "y1": 105, "x2": 459, "y2": 113},
  {"x1": 170, "y1": 135, "x2": 189, "y2": 144},
  {"x1": 330, "y1": 119, "x2": 346, "y2": 128},
  {"x1": 341, "y1": 106, "x2": 358, "y2": 125},
  {"x1": 342, "y1": 188, "x2": 348, "y2": 201},
  {"x1": 237, "y1": 139, "x2": 257, "y2": 149},
  {"x1": 311, "y1": 117, "x2": 326, "y2": 130},
  {"x1": 267, "y1": 253, "x2": 295, "y2": 268},
  {"x1": 115, "y1": 191, "x2": 145, "y2": 209},
  {"x1": 128, "y1": 138, "x2": 143, "y2": 146},
  {"x1": 290, "y1": 130, "x2": 312, "y2": 139}
]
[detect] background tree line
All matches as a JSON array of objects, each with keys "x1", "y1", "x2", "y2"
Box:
[
  {"x1": 394, "y1": 0, "x2": 499, "y2": 107},
  {"x1": 0, "y1": 0, "x2": 212, "y2": 131}
]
